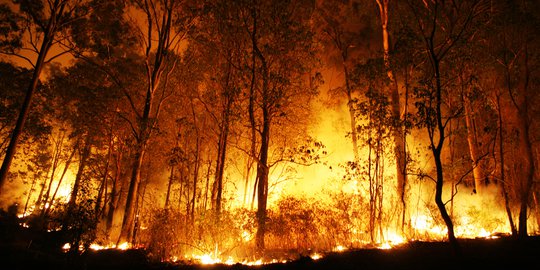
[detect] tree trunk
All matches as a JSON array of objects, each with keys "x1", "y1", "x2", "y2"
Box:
[
  {"x1": 516, "y1": 47, "x2": 534, "y2": 239},
  {"x1": 344, "y1": 64, "x2": 360, "y2": 163},
  {"x1": 376, "y1": 0, "x2": 407, "y2": 229},
  {"x1": 64, "y1": 135, "x2": 92, "y2": 231},
  {"x1": 432, "y1": 59, "x2": 460, "y2": 254},
  {"x1": 497, "y1": 93, "x2": 516, "y2": 235},
  {"x1": 516, "y1": 110, "x2": 534, "y2": 238},
  {"x1": 42, "y1": 144, "x2": 77, "y2": 219},
  {"x1": 255, "y1": 112, "x2": 270, "y2": 251},
  {"x1": 0, "y1": 0, "x2": 66, "y2": 195},
  {"x1": 164, "y1": 165, "x2": 174, "y2": 209},
  {"x1": 0, "y1": 40, "x2": 52, "y2": 194},
  {"x1": 118, "y1": 142, "x2": 145, "y2": 244},
  {"x1": 460, "y1": 71, "x2": 486, "y2": 194},
  {"x1": 106, "y1": 144, "x2": 124, "y2": 234},
  {"x1": 213, "y1": 95, "x2": 232, "y2": 215},
  {"x1": 38, "y1": 131, "x2": 65, "y2": 212}
]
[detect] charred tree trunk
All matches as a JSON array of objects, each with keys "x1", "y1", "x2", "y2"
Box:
[
  {"x1": 497, "y1": 94, "x2": 517, "y2": 235},
  {"x1": 515, "y1": 65, "x2": 534, "y2": 238},
  {"x1": 432, "y1": 58, "x2": 459, "y2": 253}
]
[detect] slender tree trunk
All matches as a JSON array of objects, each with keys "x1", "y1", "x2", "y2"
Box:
[
  {"x1": 0, "y1": 39, "x2": 51, "y2": 194},
  {"x1": 214, "y1": 97, "x2": 232, "y2": 214},
  {"x1": 106, "y1": 145, "x2": 123, "y2": 234},
  {"x1": 42, "y1": 144, "x2": 77, "y2": 218},
  {"x1": 497, "y1": 94, "x2": 517, "y2": 235},
  {"x1": 376, "y1": 0, "x2": 407, "y2": 228},
  {"x1": 64, "y1": 135, "x2": 92, "y2": 232},
  {"x1": 255, "y1": 112, "x2": 270, "y2": 251},
  {"x1": 460, "y1": 72, "x2": 486, "y2": 194},
  {"x1": 516, "y1": 47, "x2": 534, "y2": 239},
  {"x1": 39, "y1": 131, "x2": 65, "y2": 211},
  {"x1": 95, "y1": 135, "x2": 114, "y2": 219},
  {"x1": 0, "y1": 1, "x2": 67, "y2": 194},
  {"x1": 165, "y1": 165, "x2": 174, "y2": 209},
  {"x1": 344, "y1": 65, "x2": 360, "y2": 163},
  {"x1": 432, "y1": 59, "x2": 459, "y2": 254},
  {"x1": 119, "y1": 0, "x2": 178, "y2": 244}
]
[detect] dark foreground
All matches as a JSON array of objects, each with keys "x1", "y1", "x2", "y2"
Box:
[{"x1": 2, "y1": 234, "x2": 540, "y2": 270}]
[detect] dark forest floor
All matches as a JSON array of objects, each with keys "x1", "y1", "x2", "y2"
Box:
[
  {"x1": 2, "y1": 219, "x2": 540, "y2": 270},
  {"x1": 2, "y1": 236, "x2": 540, "y2": 270}
]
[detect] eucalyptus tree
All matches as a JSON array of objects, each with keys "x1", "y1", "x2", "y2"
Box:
[
  {"x1": 243, "y1": 0, "x2": 319, "y2": 251},
  {"x1": 112, "y1": 0, "x2": 197, "y2": 244},
  {"x1": 406, "y1": 0, "x2": 491, "y2": 253},
  {"x1": 374, "y1": 0, "x2": 408, "y2": 229},
  {"x1": 191, "y1": 0, "x2": 246, "y2": 215},
  {"x1": 0, "y1": 0, "x2": 85, "y2": 195},
  {"x1": 484, "y1": 0, "x2": 540, "y2": 238}
]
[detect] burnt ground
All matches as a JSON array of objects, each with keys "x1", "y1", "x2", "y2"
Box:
[
  {"x1": 0, "y1": 210, "x2": 538, "y2": 270},
  {"x1": 2, "y1": 225, "x2": 540, "y2": 270}
]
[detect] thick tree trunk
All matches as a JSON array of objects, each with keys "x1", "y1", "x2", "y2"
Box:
[{"x1": 118, "y1": 146, "x2": 145, "y2": 244}]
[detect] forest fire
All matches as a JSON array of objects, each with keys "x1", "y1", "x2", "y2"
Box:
[{"x1": 0, "y1": 0, "x2": 539, "y2": 269}]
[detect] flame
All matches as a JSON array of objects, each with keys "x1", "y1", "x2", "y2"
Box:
[
  {"x1": 89, "y1": 242, "x2": 130, "y2": 251},
  {"x1": 188, "y1": 253, "x2": 268, "y2": 266},
  {"x1": 310, "y1": 253, "x2": 322, "y2": 260}
]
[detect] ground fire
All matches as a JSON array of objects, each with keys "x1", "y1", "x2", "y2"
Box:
[{"x1": 0, "y1": 0, "x2": 539, "y2": 269}]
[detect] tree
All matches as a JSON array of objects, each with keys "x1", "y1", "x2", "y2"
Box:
[
  {"x1": 374, "y1": 0, "x2": 408, "y2": 231},
  {"x1": 192, "y1": 0, "x2": 245, "y2": 215},
  {"x1": 245, "y1": 0, "x2": 319, "y2": 251},
  {"x1": 0, "y1": 0, "x2": 83, "y2": 195},
  {"x1": 487, "y1": 0, "x2": 539, "y2": 238},
  {"x1": 408, "y1": 0, "x2": 490, "y2": 253},
  {"x1": 115, "y1": 0, "x2": 196, "y2": 244}
]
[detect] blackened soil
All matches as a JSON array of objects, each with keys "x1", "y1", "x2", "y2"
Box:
[{"x1": 2, "y1": 235, "x2": 540, "y2": 270}]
